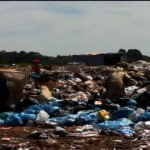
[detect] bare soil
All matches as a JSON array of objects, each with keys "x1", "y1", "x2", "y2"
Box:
[{"x1": 0, "y1": 126, "x2": 146, "y2": 150}]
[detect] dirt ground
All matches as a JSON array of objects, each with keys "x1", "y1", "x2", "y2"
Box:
[{"x1": 0, "y1": 126, "x2": 147, "y2": 150}]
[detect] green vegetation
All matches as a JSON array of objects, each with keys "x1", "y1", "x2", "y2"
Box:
[{"x1": 0, "y1": 50, "x2": 71, "y2": 65}]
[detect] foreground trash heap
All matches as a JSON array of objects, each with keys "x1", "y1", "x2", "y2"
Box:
[{"x1": 1, "y1": 60, "x2": 150, "y2": 139}]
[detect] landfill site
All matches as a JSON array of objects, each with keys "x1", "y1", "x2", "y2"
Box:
[{"x1": 1, "y1": 58, "x2": 150, "y2": 150}]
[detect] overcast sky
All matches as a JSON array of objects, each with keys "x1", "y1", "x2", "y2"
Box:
[{"x1": 0, "y1": 1, "x2": 150, "y2": 56}]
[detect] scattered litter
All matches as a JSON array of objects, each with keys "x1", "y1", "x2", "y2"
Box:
[{"x1": 0, "y1": 60, "x2": 150, "y2": 148}]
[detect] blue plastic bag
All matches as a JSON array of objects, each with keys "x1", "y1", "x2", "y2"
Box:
[
  {"x1": 129, "y1": 99, "x2": 137, "y2": 106},
  {"x1": 48, "y1": 97, "x2": 60, "y2": 106},
  {"x1": 4, "y1": 113, "x2": 25, "y2": 126},
  {"x1": 23, "y1": 109, "x2": 38, "y2": 115},
  {"x1": 75, "y1": 112, "x2": 101, "y2": 126},
  {"x1": 93, "y1": 118, "x2": 134, "y2": 131},
  {"x1": 26, "y1": 104, "x2": 60, "y2": 117},
  {"x1": 111, "y1": 107, "x2": 134, "y2": 120},
  {"x1": 51, "y1": 100, "x2": 60, "y2": 107},
  {"x1": 24, "y1": 105, "x2": 43, "y2": 116},
  {"x1": 49, "y1": 114, "x2": 77, "y2": 126},
  {"x1": 42, "y1": 104, "x2": 60, "y2": 117},
  {"x1": 137, "y1": 112, "x2": 150, "y2": 122},
  {"x1": 0, "y1": 119, "x2": 4, "y2": 126},
  {"x1": 117, "y1": 128, "x2": 135, "y2": 136},
  {"x1": 20, "y1": 112, "x2": 36, "y2": 121},
  {"x1": 27, "y1": 105, "x2": 42, "y2": 112},
  {"x1": 88, "y1": 112, "x2": 101, "y2": 124}
]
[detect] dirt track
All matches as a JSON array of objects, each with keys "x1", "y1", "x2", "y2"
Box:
[{"x1": 0, "y1": 126, "x2": 146, "y2": 150}]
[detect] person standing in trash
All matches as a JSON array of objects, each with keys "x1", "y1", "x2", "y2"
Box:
[
  {"x1": 32, "y1": 59, "x2": 43, "y2": 71},
  {"x1": 31, "y1": 59, "x2": 51, "y2": 84},
  {"x1": 104, "y1": 68, "x2": 137, "y2": 100}
]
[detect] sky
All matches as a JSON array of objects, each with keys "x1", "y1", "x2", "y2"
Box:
[{"x1": 0, "y1": 1, "x2": 150, "y2": 56}]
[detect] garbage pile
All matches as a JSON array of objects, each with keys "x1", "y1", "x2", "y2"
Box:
[{"x1": 1, "y1": 60, "x2": 150, "y2": 139}]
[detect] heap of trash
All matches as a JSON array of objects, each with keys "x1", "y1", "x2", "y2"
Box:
[{"x1": 1, "y1": 60, "x2": 150, "y2": 139}]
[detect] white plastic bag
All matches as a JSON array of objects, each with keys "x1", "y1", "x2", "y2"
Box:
[
  {"x1": 129, "y1": 108, "x2": 145, "y2": 122},
  {"x1": 145, "y1": 121, "x2": 150, "y2": 129},
  {"x1": 35, "y1": 110, "x2": 49, "y2": 125}
]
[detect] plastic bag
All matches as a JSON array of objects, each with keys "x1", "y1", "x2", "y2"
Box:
[
  {"x1": 55, "y1": 126, "x2": 67, "y2": 137},
  {"x1": 117, "y1": 128, "x2": 135, "y2": 136},
  {"x1": 44, "y1": 120, "x2": 57, "y2": 128},
  {"x1": 0, "y1": 119, "x2": 4, "y2": 126},
  {"x1": 125, "y1": 86, "x2": 139, "y2": 95},
  {"x1": 128, "y1": 108, "x2": 145, "y2": 122},
  {"x1": 128, "y1": 111, "x2": 139, "y2": 122},
  {"x1": 49, "y1": 114, "x2": 77, "y2": 126},
  {"x1": 75, "y1": 112, "x2": 100, "y2": 126},
  {"x1": 111, "y1": 107, "x2": 134, "y2": 120},
  {"x1": 75, "y1": 125, "x2": 94, "y2": 132},
  {"x1": 134, "y1": 121, "x2": 145, "y2": 129},
  {"x1": 24, "y1": 104, "x2": 43, "y2": 115},
  {"x1": 35, "y1": 110, "x2": 49, "y2": 124},
  {"x1": 4, "y1": 113, "x2": 25, "y2": 126},
  {"x1": 77, "y1": 110, "x2": 96, "y2": 115},
  {"x1": 14, "y1": 98, "x2": 39, "y2": 112},
  {"x1": 144, "y1": 121, "x2": 150, "y2": 129},
  {"x1": 20, "y1": 112, "x2": 36, "y2": 121},
  {"x1": 23, "y1": 109, "x2": 38, "y2": 115},
  {"x1": 137, "y1": 112, "x2": 150, "y2": 122},
  {"x1": 0, "y1": 112, "x2": 12, "y2": 121},
  {"x1": 27, "y1": 105, "x2": 42, "y2": 112},
  {"x1": 129, "y1": 99, "x2": 137, "y2": 106},
  {"x1": 42, "y1": 104, "x2": 60, "y2": 117},
  {"x1": 51, "y1": 99, "x2": 60, "y2": 107},
  {"x1": 93, "y1": 118, "x2": 133, "y2": 131},
  {"x1": 137, "y1": 86, "x2": 148, "y2": 94},
  {"x1": 88, "y1": 112, "x2": 101, "y2": 124}
]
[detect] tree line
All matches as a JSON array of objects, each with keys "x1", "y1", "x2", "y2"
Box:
[
  {"x1": 0, "y1": 50, "x2": 72, "y2": 66},
  {"x1": 0, "y1": 49, "x2": 148, "y2": 66}
]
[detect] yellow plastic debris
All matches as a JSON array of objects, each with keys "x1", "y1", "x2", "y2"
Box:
[{"x1": 97, "y1": 110, "x2": 109, "y2": 121}]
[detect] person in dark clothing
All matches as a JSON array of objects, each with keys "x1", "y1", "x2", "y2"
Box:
[
  {"x1": 104, "y1": 69, "x2": 136, "y2": 100},
  {"x1": 0, "y1": 77, "x2": 9, "y2": 112}
]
